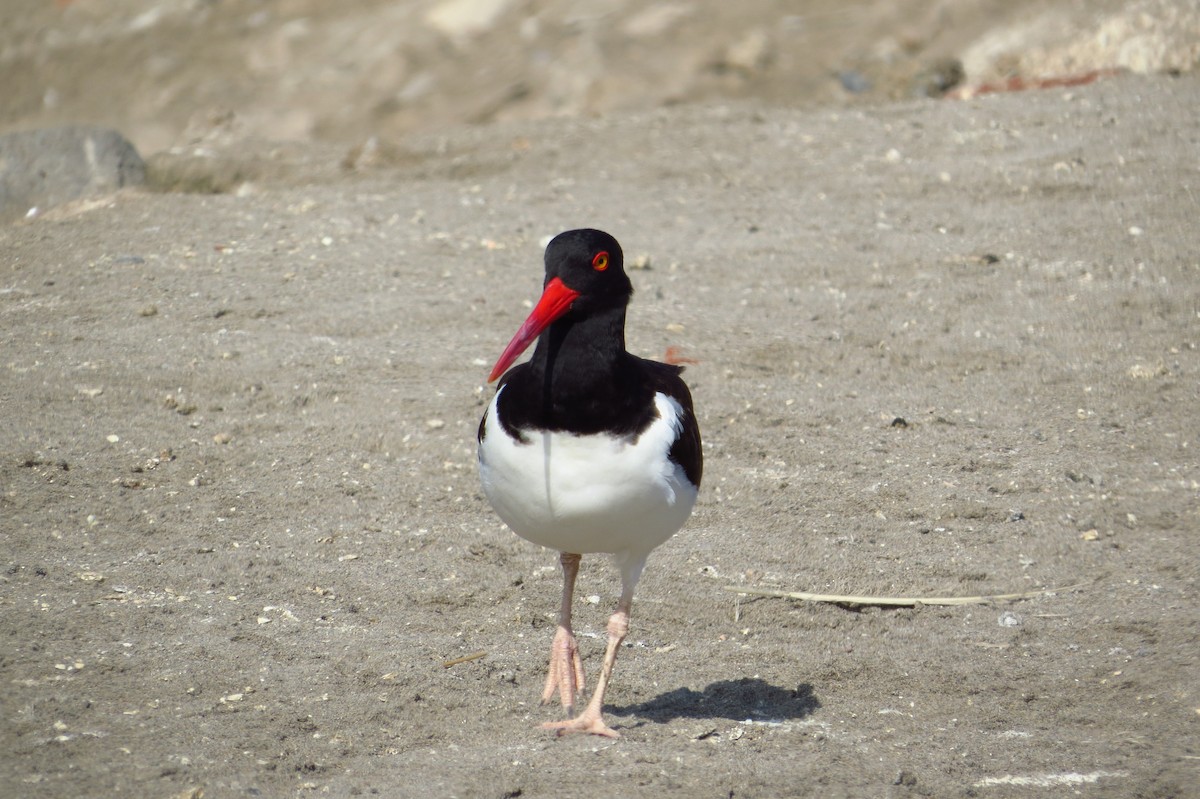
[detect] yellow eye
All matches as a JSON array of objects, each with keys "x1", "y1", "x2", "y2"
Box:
[{"x1": 592, "y1": 251, "x2": 610, "y2": 271}]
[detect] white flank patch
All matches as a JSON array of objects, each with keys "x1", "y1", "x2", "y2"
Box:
[
  {"x1": 478, "y1": 390, "x2": 697, "y2": 561},
  {"x1": 972, "y1": 770, "x2": 1129, "y2": 789}
]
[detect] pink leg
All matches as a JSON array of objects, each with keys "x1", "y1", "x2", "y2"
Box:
[
  {"x1": 541, "y1": 552, "x2": 585, "y2": 712},
  {"x1": 542, "y1": 587, "x2": 633, "y2": 738}
]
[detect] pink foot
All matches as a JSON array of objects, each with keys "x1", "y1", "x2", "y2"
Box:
[
  {"x1": 540, "y1": 625, "x2": 585, "y2": 710},
  {"x1": 542, "y1": 708, "x2": 620, "y2": 738}
]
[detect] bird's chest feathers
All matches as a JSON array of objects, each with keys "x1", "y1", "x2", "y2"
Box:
[{"x1": 478, "y1": 390, "x2": 693, "y2": 550}]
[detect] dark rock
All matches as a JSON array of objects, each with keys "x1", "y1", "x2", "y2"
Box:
[
  {"x1": 911, "y1": 58, "x2": 965, "y2": 97},
  {"x1": 0, "y1": 126, "x2": 145, "y2": 223},
  {"x1": 836, "y1": 69, "x2": 872, "y2": 94}
]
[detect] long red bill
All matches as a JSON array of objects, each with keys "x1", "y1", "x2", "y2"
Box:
[{"x1": 488, "y1": 277, "x2": 580, "y2": 382}]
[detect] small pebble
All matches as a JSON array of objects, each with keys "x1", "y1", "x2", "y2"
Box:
[
  {"x1": 836, "y1": 70, "x2": 871, "y2": 94},
  {"x1": 998, "y1": 611, "x2": 1022, "y2": 628},
  {"x1": 106, "y1": 434, "x2": 120, "y2": 443}
]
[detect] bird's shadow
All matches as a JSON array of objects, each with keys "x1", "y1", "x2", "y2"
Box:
[{"x1": 609, "y1": 678, "x2": 819, "y2": 725}]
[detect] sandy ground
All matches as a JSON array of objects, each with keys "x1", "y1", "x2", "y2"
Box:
[{"x1": 2, "y1": 21, "x2": 1199, "y2": 799}]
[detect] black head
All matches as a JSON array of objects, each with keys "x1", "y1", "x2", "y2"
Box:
[
  {"x1": 542, "y1": 228, "x2": 631, "y2": 315},
  {"x1": 487, "y1": 228, "x2": 633, "y2": 382}
]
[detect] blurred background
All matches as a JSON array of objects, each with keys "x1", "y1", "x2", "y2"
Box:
[{"x1": 2, "y1": 0, "x2": 1197, "y2": 156}]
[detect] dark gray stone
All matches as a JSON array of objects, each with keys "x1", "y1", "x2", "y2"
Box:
[{"x1": 0, "y1": 126, "x2": 146, "y2": 223}]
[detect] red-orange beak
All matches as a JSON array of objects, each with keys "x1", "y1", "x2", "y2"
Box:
[{"x1": 488, "y1": 277, "x2": 581, "y2": 382}]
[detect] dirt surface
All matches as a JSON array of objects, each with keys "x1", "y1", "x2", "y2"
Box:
[
  {"x1": 3, "y1": 4, "x2": 1200, "y2": 799},
  {"x1": 3, "y1": 71, "x2": 1199, "y2": 798},
  {"x1": 5, "y1": 0, "x2": 1196, "y2": 155}
]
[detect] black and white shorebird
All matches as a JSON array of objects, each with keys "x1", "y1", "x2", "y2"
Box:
[{"x1": 477, "y1": 229, "x2": 702, "y2": 737}]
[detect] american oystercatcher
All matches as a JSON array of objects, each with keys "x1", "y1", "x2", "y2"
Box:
[{"x1": 477, "y1": 229, "x2": 702, "y2": 737}]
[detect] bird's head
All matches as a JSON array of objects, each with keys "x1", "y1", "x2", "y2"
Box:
[{"x1": 488, "y1": 229, "x2": 631, "y2": 382}]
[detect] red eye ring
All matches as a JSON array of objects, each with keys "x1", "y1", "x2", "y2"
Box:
[{"x1": 592, "y1": 251, "x2": 610, "y2": 271}]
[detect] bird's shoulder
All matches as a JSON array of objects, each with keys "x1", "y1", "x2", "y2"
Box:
[
  {"x1": 478, "y1": 362, "x2": 531, "y2": 445},
  {"x1": 630, "y1": 356, "x2": 702, "y2": 488},
  {"x1": 632, "y1": 357, "x2": 696, "y2": 414}
]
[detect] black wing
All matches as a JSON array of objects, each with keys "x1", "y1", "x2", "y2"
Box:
[{"x1": 640, "y1": 359, "x2": 703, "y2": 489}]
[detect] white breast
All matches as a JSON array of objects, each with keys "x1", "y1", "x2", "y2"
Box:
[{"x1": 478, "y1": 389, "x2": 697, "y2": 559}]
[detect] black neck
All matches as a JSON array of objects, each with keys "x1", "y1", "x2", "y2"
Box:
[
  {"x1": 498, "y1": 303, "x2": 656, "y2": 437},
  {"x1": 531, "y1": 304, "x2": 627, "y2": 401}
]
